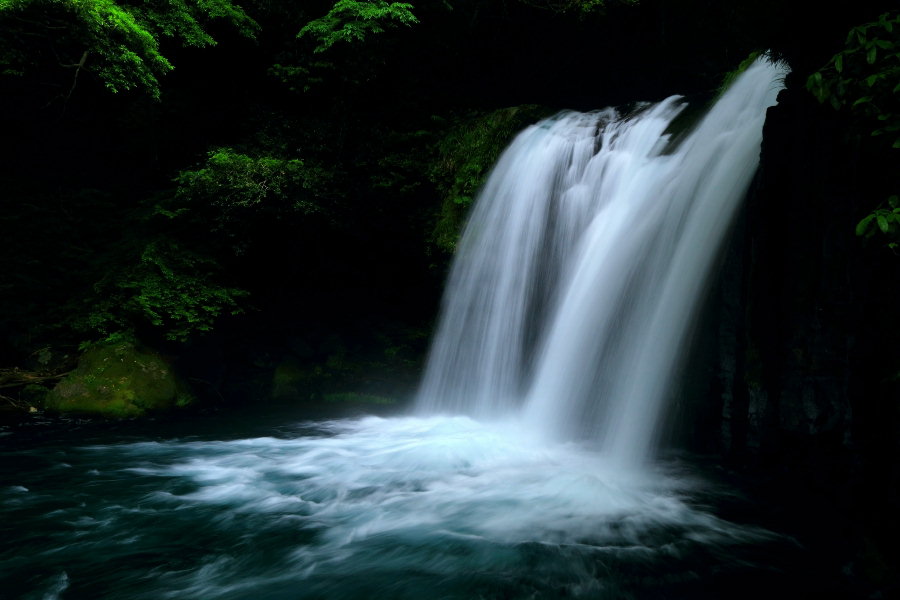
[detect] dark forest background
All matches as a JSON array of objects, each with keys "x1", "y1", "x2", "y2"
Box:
[
  {"x1": 0, "y1": 0, "x2": 894, "y2": 396},
  {"x1": 0, "y1": 0, "x2": 897, "y2": 433}
]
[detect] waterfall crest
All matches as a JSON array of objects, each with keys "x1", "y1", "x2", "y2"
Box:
[{"x1": 416, "y1": 58, "x2": 787, "y2": 466}]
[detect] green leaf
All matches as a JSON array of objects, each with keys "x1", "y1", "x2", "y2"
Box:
[
  {"x1": 835, "y1": 54, "x2": 843, "y2": 72},
  {"x1": 877, "y1": 214, "x2": 890, "y2": 233},
  {"x1": 298, "y1": 0, "x2": 419, "y2": 53},
  {"x1": 867, "y1": 46, "x2": 877, "y2": 63},
  {"x1": 856, "y1": 214, "x2": 876, "y2": 236},
  {"x1": 852, "y1": 96, "x2": 873, "y2": 107}
]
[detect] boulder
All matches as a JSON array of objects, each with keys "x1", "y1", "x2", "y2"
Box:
[{"x1": 45, "y1": 340, "x2": 192, "y2": 418}]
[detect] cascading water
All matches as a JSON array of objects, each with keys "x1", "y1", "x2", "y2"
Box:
[
  {"x1": 2, "y1": 59, "x2": 802, "y2": 600},
  {"x1": 417, "y1": 58, "x2": 787, "y2": 467}
]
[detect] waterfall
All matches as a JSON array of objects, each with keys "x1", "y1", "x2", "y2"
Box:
[{"x1": 416, "y1": 58, "x2": 787, "y2": 466}]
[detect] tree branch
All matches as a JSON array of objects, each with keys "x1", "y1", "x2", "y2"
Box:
[
  {"x1": 64, "y1": 50, "x2": 88, "y2": 104},
  {"x1": 0, "y1": 370, "x2": 72, "y2": 390}
]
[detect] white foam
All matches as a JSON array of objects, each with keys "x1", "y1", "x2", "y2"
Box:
[
  {"x1": 416, "y1": 58, "x2": 789, "y2": 468},
  {"x1": 122, "y1": 416, "x2": 764, "y2": 553}
]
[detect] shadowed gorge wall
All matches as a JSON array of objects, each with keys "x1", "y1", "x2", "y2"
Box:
[{"x1": 681, "y1": 72, "x2": 900, "y2": 593}]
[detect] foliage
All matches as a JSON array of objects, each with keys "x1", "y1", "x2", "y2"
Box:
[
  {"x1": 0, "y1": 0, "x2": 873, "y2": 375},
  {"x1": 856, "y1": 195, "x2": 900, "y2": 250},
  {"x1": 429, "y1": 105, "x2": 550, "y2": 251},
  {"x1": 282, "y1": 0, "x2": 419, "y2": 93},
  {"x1": 268, "y1": 60, "x2": 333, "y2": 93},
  {"x1": 0, "y1": 0, "x2": 258, "y2": 98},
  {"x1": 0, "y1": 183, "x2": 127, "y2": 358},
  {"x1": 807, "y1": 11, "x2": 900, "y2": 249},
  {"x1": 172, "y1": 147, "x2": 333, "y2": 251},
  {"x1": 298, "y1": 0, "x2": 417, "y2": 53},
  {"x1": 515, "y1": 0, "x2": 637, "y2": 15},
  {"x1": 176, "y1": 148, "x2": 326, "y2": 213},
  {"x1": 716, "y1": 51, "x2": 764, "y2": 96},
  {"x1": 85, "y1": 239, "x2": 248, "y2": 342},
  {"x1": 806, "y1": 11, "x2": 900, "y2": 145}
]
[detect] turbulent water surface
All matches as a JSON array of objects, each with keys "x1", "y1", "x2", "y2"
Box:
[{"x1": 1, "y1": 414, "x2": 799, "y2": 600}]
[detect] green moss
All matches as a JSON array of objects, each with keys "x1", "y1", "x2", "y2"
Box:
[
  {"x1": 716, "y1": 51, "x2": 765, "y2": 98},
  {"x1": 322, "y1": 392, "x2": 396, "y2": 405},
  {"x1": 20, "y1": 384, "x2": 49, "y2": 408},
  {"x1": 45, "y1": 339, "x2": 193, "y2": 418},
  {"x1": 430, "y1": 105, "x2": 552, "y2": 251},
  {"x1": 272, "y1": 358, "x2": 319, "y2": 401}
]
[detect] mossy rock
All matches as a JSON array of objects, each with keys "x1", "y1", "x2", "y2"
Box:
[
  {"x1": 272, "y1": 357, "x2": 319, "y2": 401},
  {"x1": 21, "y1": 384, "x2": 49, "y2": 408},
  {"x1": 430, "y1": 104, "x2": 553, "y2": 251},
  {"x1": 45, "y1": 340, "x2": 193, "y2": 418}
]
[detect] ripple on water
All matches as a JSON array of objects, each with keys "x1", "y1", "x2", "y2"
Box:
[{"x1": 1, "y1": 416, "x2": 786, "y2": 600}]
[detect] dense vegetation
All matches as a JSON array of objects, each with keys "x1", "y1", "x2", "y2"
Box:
[{"x1": 0, "y1": 0, "x2": 896, "y2": 413}]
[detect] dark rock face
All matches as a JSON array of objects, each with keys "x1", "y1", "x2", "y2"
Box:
[
  {"x1": 695, "y1": 71, "x2": 900, "y2": 596},
  {"x1": 729, "y1": 74, "x2": 856, "y2": 459},
  {"x1": 717, "y1": 72, "x2": 899, "y2": 468}
]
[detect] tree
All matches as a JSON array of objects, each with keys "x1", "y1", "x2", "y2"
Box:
[
  {"x1": 0, "y1": 0, "x2": 259, "y2": 100},
  {"x1": 297, "y1": 0, "x2": 417, "y2": 54}
]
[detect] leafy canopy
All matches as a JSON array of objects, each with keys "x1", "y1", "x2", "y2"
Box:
[
  {"x1": 0, "y1": 0, "x2": 259, "y2": 98},
  {"x1": 74, "y1": 147, "x2": 334, "y2": 343},
  {"x1": 174, "y1": 148, "x2": 330, "y2": 226},
  {"x1": 298, "y1": 0, "x2": 418, "y2": 53},
  {"x1": 84, "y1": 239, "x2": 248, "y2": 342}
]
